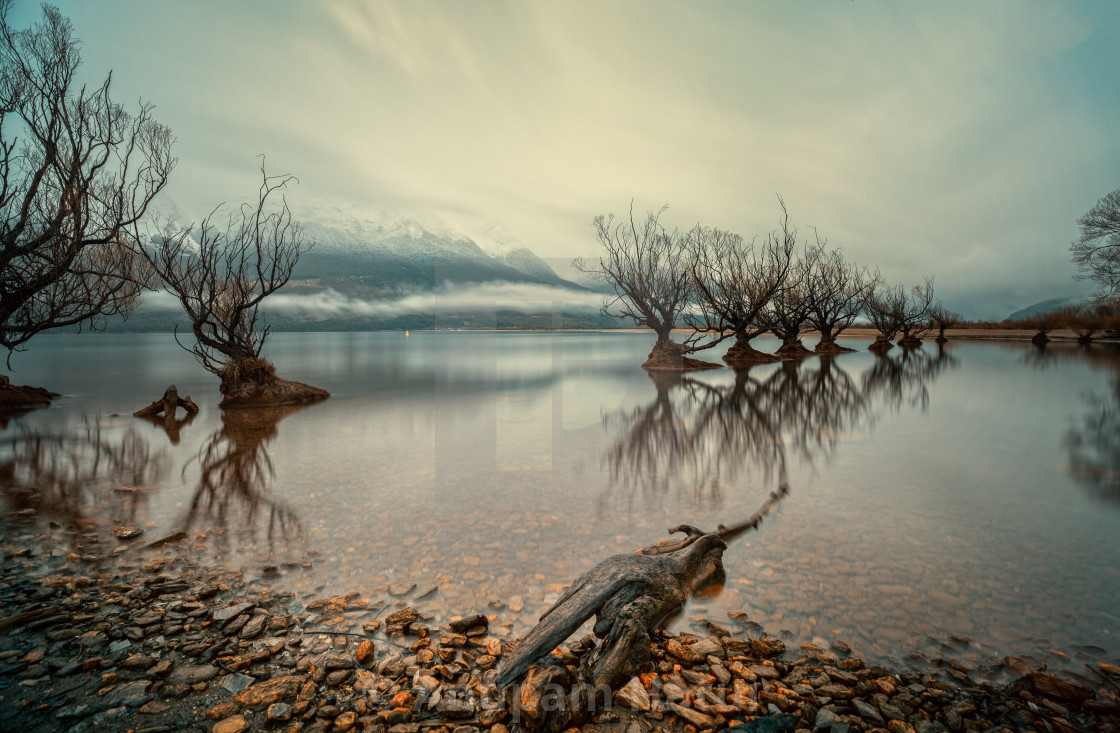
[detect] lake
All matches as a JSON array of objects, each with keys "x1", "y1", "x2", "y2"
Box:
[{"x1": 2, "y1": 331, "x2": 1119, "y2": 676}]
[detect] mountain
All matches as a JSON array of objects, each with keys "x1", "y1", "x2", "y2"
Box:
[
  {"x1": 106, "y1": 197, "x2": 617, "y2": 332},
  {"x1": 289, "y1": 201, "x2": 585, "y2": 297},
  {"x1": 1007, "y1": 297, "x2": 1077, "y2": 321}
]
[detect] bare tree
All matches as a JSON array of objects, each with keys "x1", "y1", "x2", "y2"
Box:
[
  {"x1": 864, "y1": 282, "x2": 904, "y2": 351},
  {"x1": 928, "y1": 302, "x2": 962, "y2": 344},
  {"x1": 575, "y1": 205, "x2": 718, "y2": 370},
  {"x1": 1055, "y1": 303, "x2": 1099, "y2": 346},
  {"x1": 896, "y1": 277, "x2": 936, "y2": 347},
  {"x1": 688, "y1": 197, "x2": 796, "y2": 365},
  {"x1": 0, "y1": 2, "x2": 174, "y2": 382},
  {"x1": 144, "y1": 165, "x2": 328, "y2": 407},
  {"x1": 806, "y1": 243, "x2": 879, "y2": 354},
  {"x1": 1017, "y1": 310, "x2": 1061, "y2": 347},
  {"x1": 760, "y1": 242, "x2": 823, "y2": 358},
  {"x1": 1071, "y1": 187, "x2": 1120, "y2": 298}
]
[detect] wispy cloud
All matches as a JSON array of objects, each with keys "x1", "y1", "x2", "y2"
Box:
[{"x1": 140, "y1": 283, "x2": 605, "y2": 320}]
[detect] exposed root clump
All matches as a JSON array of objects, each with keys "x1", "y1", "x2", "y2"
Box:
[
  {"x1": 218, "y1": 357, "x2": 330, "y2": 408},
  {"x1": 775, "y1": 340, "x2": 813, "y2": 359},
  {"x1": 723, "y1": 339, "x2": 780, "y2": 366},
  {"x1": 814, "y1": 340, "x2": 856, "y2": 355},
  {"x1": 641, "y1": 339, "x2": 721, "y2": 371},
  {"x1": 0, "y1": 374, "x2": 58, "y2": 411}
]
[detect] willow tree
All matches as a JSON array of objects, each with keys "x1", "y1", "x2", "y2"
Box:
[
  {"x1": 144, "y1": 165, "x2": 328, "y2": 408},
  {"x1": 928, "y1": 302, "x2": 962, "y2": 344},
  {"x1": 806, "y1": 245, "x2": 878, "y2": 354},
  {"x1": 689, "y1": 197, "x2": 796, "y2": 365},
  {"x1": 1071, "y1": 187, "x2": 1120, "y2": 298},
  {"x1": 865, "y1": 282, "x2": 905, "y2": 352},
  {"x1": 0, "y1": 2, "x2": 174, "y2": 405},
  {"x1": 575, "y1": 205, "x2": 719, "y2": 370},
  {"x1": 761, "y1": 243, "x2": 823, "y2": 358},
  {"x1": 896, "y1": 278, "x2": 936, "y2": 346}
]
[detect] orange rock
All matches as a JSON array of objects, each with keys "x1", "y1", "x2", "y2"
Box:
[
  {"x1": 356, "y1": 640, "x2": 375, "y2": 664},
  {"x1": 208, "y1": 702, "x2": 239, "y2": 720},
  {"x1": 234, "y1": 674, "x2": 305, "y2": 707},
  {"x1": 390, "y1": 690, "x2": 416, "y2": 709}
]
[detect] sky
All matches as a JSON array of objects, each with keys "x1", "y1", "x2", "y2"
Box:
[{"x1": 11, "y1": 0, "x2": 1120, "y2": 319}]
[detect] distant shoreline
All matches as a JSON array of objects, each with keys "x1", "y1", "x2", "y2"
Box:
[{"x1": 42, "y1": 324, "x2": 1116, "y2": 344}]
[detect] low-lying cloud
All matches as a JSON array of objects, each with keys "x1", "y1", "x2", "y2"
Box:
[{"x1": 141, "y1": 282, "x2": 606, "y2": 320}]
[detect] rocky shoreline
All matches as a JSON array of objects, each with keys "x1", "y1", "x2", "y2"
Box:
[{"x1": 1, "y1": 524, "x2": 1118, "y2": 733}]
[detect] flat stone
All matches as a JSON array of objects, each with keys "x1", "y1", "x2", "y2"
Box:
[
  {"x1": 815, "y1": 708, "x2": 842, "y2": 729},
  {"x1": 213, "y1": 714, "x2": 251, "y2": 733},
  {"x1": 1028, "y1": 672, "x2": 1094, "y2": 702},
  {"x1": 852, "y1": 699, "x2": 883, "y2": 722},
  {"x1": 750, "y1": 664, "x2": 781, "y2": 679},
  {"x1": 615, "y1": 677, "x2": 650, "y2": 711},
  {"x1": 235, "y1": 675, "x2": 305, "y2": 707},
  {"x1": 168, "y1": 664, "x2": 219, "y2": 685},
  {"x1": 220, "y1": 673, "x2": 255, "y2": 695},
  {"x1": 665, "y1": 639, "x2": 702, "y2": 665},
  {"x1": 213, "y1": 602, "x2": 255, "y2": 623},
  {"x1": 817, "y1": 684, "x2": 855, "y2": 699},
  {"x1": 437, "y1": 697, "x2": 475, "y2": 719},
  {"x1": 239, "y1": 614, "x2": 267, "y2": 638},
  {"x1": 690, "y1": 638, "x2": 723, "y2": 657},
  {"x1": 666, "y1": 702, "x2": 716, "y2": 729},
  {"x1": 267, "y1": 702, "x2": 293, "y2": 722}
]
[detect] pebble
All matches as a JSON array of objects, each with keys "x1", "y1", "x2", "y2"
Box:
[{"x1": 212, "y1": 714, "x2": 251, "y2": 733}]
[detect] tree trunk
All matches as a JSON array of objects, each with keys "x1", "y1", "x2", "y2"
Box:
[
  {"x1": 723, "y1": 334, "x2": 779, "y2": 366},
  {"x1": 218, "y1": 357, "x2": 330, "y2": 408},
  {"x1": 774, "y1": 334, "x2": 813, "y2": 358},
  {"x1": 500, "y1": 488, "x2": 789, "y2": 732},
  {"x1": 501, "y1": 536, "x2": 728, "y2": 731},
  {"x1": 641, "y1": 335, "x2": 720, "y2": 372},
  {"x1": 814, "y1": 333, "x2": 856, "y2": 355},
  {"x1": 869, "y1": 336, "x2": 894, "y2": 353},
  {"x1": 134, "y1": 385, "x2": 200, "y2": 444},
  {"x1": 134, "y1": 385, "x2": 199, "y2": 419}
]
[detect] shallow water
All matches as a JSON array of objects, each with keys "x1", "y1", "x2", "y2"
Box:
[{"x1": 3, "y1": 331, "x2": 1119, "y2": 672}]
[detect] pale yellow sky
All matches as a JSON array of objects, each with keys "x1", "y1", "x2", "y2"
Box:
[{"x1": 18, "y1": 0, "x2": 1120, "y2": 317}]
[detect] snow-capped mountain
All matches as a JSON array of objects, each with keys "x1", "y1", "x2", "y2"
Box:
[{"x1": 287, "y1": 197, "x2": 583, "y2": 295}]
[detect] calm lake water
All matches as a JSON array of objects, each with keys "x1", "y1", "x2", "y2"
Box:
[{"x1": 3, "y1": 331, "x2": 1119, "y2": 675}]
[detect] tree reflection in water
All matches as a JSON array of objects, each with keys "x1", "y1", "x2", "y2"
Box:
[
  {"x1": 861, "y1": 343, "x2": 958, "y2": 412},
  {"x1": 602, "y1": 349, "x2": 949, "y2": 508},
  {"x1": 178, "y1": 404, "x2": 310, "y2": 557},
  {"x1": 1023, "y1": 342, "x2": 1120, "y2": 503},
  {"x1": 0, "y1": 419, "x2": 167, "y2": 530}
]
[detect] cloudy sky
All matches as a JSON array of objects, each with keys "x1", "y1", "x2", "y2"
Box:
[{"x1": 15, "y1": 1, "x2": 1120, "y2": 319}]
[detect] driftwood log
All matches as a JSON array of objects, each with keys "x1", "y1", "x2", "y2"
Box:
[
  {"x1": 134, "y1": 385, "x2": 199, "y2": 419},
  {"x1": 498, "y1": 485, "x2": 789, "y2": 731},
  {"x1": 134, "y1": 385, "x2": 200, "y2": 443}
]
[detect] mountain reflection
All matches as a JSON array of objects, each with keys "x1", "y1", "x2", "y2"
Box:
[
  {"x1": 0, "y1": 420, "x2": 168, "y2": 529},
  {"x1": 177, "y1": 404, "x2": 310, "y2": 555},
  {"x1": 604, "y1": 347, "x2": 955, "y2": 507}
]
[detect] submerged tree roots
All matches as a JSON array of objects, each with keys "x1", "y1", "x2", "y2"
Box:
[{"x1": 218, "y1": 357, "x2": 330, "y2": 409}]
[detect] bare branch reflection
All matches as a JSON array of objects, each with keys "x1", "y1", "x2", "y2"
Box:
[
  {"x1": 1055, "y1": 344, "x2": 1120, "y2": 503},
  {"x1": 862, "y1": 343, "x2": 959, "y2": 412},
  {"x1": 0, "y1": 419, "x2": 167, "y2": 529},
  {"x1": 177, "y1": 404, "x2": 311, "y2": 556},
  {"x1": 603, "y1": 355, "x2": 883, "y2": 508}
]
